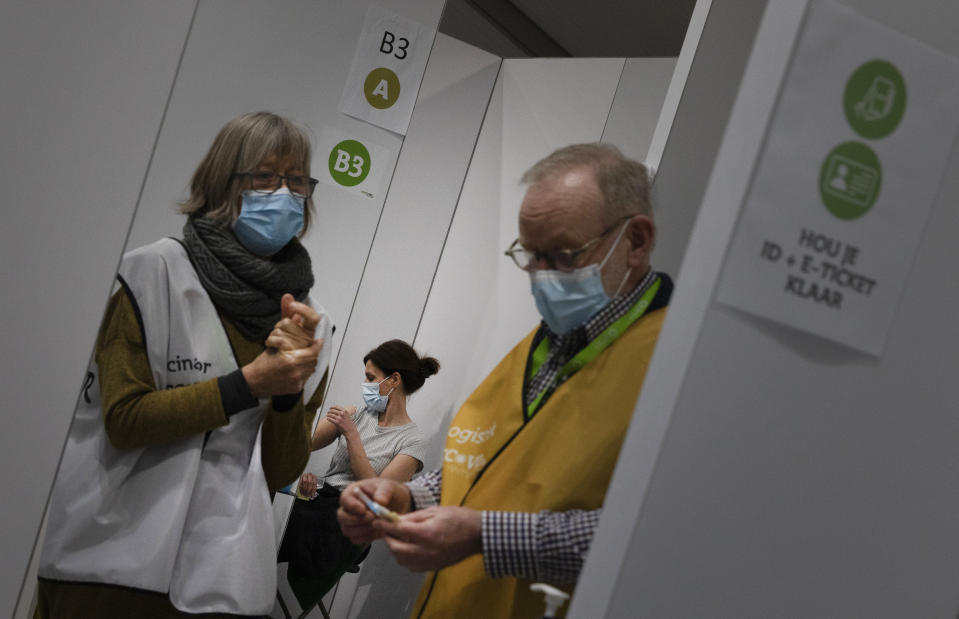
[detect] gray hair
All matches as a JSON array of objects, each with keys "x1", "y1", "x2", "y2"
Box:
[
  {"x1": 179, "y1": 111, "x2": 315, "y2": 234},
  {"x1": 520, "y1": 143, "x2": 651, "y2": 222}
]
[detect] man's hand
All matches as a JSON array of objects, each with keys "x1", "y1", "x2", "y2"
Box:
[
  {"x1": 338, "y1": 478, "x2": 412, "y2": 545},
  {"x1": 379, "y1": 506, "x2": 482, "y2": 572}
]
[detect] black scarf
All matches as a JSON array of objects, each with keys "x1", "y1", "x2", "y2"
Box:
[{"x1": 182, "y1": 217, "x2": 314, "y2": 341}]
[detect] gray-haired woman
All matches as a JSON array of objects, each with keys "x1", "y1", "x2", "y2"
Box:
[{"x1": 37, "y1": 112, "x2": 332, "y2": 618}]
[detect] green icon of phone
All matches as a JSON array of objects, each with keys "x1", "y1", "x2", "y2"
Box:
[{"x1": 843, "y1": 60, "x2": 906, "y2": 139}]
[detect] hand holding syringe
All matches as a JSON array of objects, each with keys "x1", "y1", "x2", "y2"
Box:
[{"x1": 352, "y1": 486, "x2": 400, "y2": 523}]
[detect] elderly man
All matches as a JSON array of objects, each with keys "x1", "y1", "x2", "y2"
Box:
[{"x1": 338, "y1": 143, "x2": 673, "y2": 618}]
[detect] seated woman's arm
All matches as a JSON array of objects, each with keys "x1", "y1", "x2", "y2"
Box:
[
  {"x1": 310, "y1": 416, "x2": 340, "y2": 451},
  {"x1": 327, "y1": 405, "x2": 379, "y2": 480},
  {"x1": 378, "y1": 454, "x2": 422, "y2": 483},
  {"x1": 332, "y1": 407, "x2": 424, "y2": 483}
]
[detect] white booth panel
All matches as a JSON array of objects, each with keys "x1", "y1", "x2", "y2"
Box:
[
  {"x1": 295, "y1": 34, "x2": 502, "y2": 619},
  {"x1": 603, "y1": 58, "x2": 678, "y2": 165},
  {"x1": 571, "y1": 0, "x2": 771, "y2": 615},
  {"x1": 583, "y1": 1, "x2": 959, "y2": 617},
  {"x1": 602, "y1": 57, "x2": 679, "y2": 274},
  {"x1": 0, "y1": 2, "x2": 196, "y2": 615}
]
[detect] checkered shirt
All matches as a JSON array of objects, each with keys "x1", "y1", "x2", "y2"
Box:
[
  {"x1": 404, "y1": 272, "x2": 657, "y2": 585},
  {"x1": 407, "y1": 470, "x2": 600, "y2": 584}
]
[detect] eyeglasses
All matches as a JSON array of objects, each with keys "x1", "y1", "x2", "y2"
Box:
[
  {"x1": 235, "y1": 171, "x2": 319, "y2": 198},
  {"x1": 504, "y1": 216, "x2": 631, "y2": 272}
]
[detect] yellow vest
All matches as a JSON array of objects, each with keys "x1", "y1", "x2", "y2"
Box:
[{"x1": 412, "y1": 302, "x2": 668, "y2": 619}]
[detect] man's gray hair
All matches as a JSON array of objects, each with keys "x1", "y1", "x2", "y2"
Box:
[{"x1": 520, "y1": 143, "x2": 651, "y2": 222}]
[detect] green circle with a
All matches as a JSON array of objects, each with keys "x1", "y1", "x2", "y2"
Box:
[
  {"x1": 328, "y1": 139, "x2": 371, "y2": 187},
  {"x1": 843, "y1": 59, "x2": 906, "y2": 139},
  {"x1": 819, "y1": 141, "x2": 882, "y2": 220},
  {"x1": 364, "y1": 67, "x2": 401, "y2": 109}
]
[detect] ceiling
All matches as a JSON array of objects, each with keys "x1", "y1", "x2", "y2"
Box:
[{"x1": 438, "y1": 0, "x2": 698, "y2": 58}]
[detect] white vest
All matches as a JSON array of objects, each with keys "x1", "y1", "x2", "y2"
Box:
[{"x1": 39, "y1": 238, "x2": 330, "y2": 615}]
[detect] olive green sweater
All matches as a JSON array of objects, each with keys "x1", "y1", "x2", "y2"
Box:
[{"x1": 96, "y1": 288, "x2": 326, "y2": 491}]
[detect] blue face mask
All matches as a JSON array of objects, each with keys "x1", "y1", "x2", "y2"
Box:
[
  {"x1": 529, "y1": 221, "x2": 631, "y2": 335},
  {"x1": 233, "y1": 188, "x2": 304, "y2": 257},
  {"x1": 361, "y1": 377, "x2": 395, "y2": 413}
]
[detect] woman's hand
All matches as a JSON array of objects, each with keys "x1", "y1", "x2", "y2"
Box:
[
  {"x1": 326, "y1": 405, "x2": 358, "y2": 437},
  {"x1": 266, "y1": 294, "x2": 320, "y2": 351},
  {"x1": 297, "y1": 472, "x2": 319, "y2": 499},
  {"x1": 241, "y1": 293, "x2": 325, "y2": 397},
  {"x1": 242, "y1": 340, "x2": 322, "y2": 397}
]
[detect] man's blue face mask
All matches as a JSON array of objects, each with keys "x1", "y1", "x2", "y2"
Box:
[
  {"x1": 233, "y1": 187, "x2": 304, "y2": 257},
  {"x1": 529, "y1": 221, "x2": 631, "y2": 335}
]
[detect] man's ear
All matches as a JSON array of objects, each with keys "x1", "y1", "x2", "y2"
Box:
[{"x1": 626, "y1": 214, "x2": 655, "y2": 267}]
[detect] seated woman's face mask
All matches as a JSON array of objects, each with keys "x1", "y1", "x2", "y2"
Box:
[
  {"x1": 361, "y1": 377, "x2": 394, "y2": 413},
  {"x1": 233, "y1": 187, "x2": 305, "y2": 256}
]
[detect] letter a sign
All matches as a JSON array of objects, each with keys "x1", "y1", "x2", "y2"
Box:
[{"x1": 339, "y1": 5, "x2": 435, "y2": 135}]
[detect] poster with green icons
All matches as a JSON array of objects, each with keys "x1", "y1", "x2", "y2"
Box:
[
  {"x1": 339, "y1": 4, "x2": 435, "y2": 135},
  {"x1": 716, "y1": 0, "x2": 959, "y2": 355}
]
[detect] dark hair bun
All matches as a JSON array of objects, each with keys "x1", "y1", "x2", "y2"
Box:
[
  {"x1": 419, "y1": 356, "x2": 440, "y2": 379},
  {"x1": 363, "y1": 340, "x2": 440, "y2": 395}
]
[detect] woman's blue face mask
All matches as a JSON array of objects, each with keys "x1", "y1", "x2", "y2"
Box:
[
  {"x1": 233, "y1": 187, "x2": 304, "y2": 257},
  {"x1": 361, "y1": 376, "x2": 395, "y2": 413}
]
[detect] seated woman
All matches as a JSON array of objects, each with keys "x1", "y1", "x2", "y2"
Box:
[{"x1": 279, "y1": 339, "x2": 439, "y2": 592}]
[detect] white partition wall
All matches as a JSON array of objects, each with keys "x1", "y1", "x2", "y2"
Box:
[
  {"x1": 293, "y1": 34, "x2": 502, "y2": 618},
  {"x1": 0, "y1": 3, "x2": 196, "y2": 615},
  {"x1": 577, "y1": 1, "x2": 959, "y2": 617}
]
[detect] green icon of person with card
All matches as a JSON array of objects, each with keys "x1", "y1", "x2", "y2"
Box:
[{"x1": 819, "y1": 141, "x2": 881, "y2": 220}]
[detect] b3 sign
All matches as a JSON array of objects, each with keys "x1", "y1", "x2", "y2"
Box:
[{"x1": 339, "y1": 5, "x2": 435, "y2": 135}]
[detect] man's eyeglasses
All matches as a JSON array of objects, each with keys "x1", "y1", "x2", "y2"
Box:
[
  {"x1": 504, "y1": 216, "x2": 632, "y2": 272},
  {"x1": 235, "y1": 171, "x2": 319, "y2": 199}
]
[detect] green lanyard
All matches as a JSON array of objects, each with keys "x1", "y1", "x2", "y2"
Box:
[{"x1": 526, "y1": 276, "x2": 661, "y2": 416}]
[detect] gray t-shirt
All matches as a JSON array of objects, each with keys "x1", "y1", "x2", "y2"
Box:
[{"x1": 322, "y1": 405, "x2": 428, "y2": 489}]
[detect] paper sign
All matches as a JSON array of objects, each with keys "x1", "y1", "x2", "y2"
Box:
[
  {"x1": 716, "y1": 0, "x2": 959, "y2": 355},
  {"x1": 316, "y1": 126, "x2": 392, "y2": 200},
  {"x1": 339, "y1": 5, "x2": 435, "y2": 135}
]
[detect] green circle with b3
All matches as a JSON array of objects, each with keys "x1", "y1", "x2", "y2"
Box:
[
  {"x1": 843, "y1": 59, "x2": 906, "y2": 139},
  {"x1": 819, "y1": 141, "x2": 882, "y2": 220},
  {"x1": 328, "y1": 139, "x2": 371, "y2": 187},
  {"x1": 364, "y1": 67, "x2": 401, "y2": 109}
]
